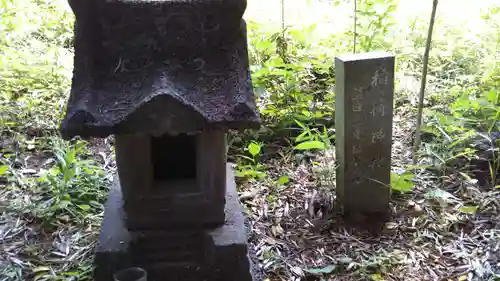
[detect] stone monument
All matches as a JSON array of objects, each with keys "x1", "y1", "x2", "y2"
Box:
[
  {"x1": 335, "y1": 52, "x2": 395, "y2": 219},
  {"x1": 60, "y1": 0, "x2": 261, "y2": 280}
]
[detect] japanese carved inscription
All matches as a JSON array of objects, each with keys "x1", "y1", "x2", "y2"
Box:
[{"x1": 335, "y1": 52, "x2": 395, "y2": 216}]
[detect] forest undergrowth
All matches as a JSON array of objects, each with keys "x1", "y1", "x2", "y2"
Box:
[{"x1": 0, "y1": 0, "x2": 499, "y2": 280}]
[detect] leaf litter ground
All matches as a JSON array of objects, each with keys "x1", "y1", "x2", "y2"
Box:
[
  {"x1": 239, "y1": 106, "x2": 500, "y2": 281},
  {"x1": 1, "y1": 108, "x2": 499, "y2": 281}
]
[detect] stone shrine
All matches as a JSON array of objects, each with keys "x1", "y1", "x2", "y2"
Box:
[
  {"x1": 60, "y1": 0, "x2": 261, "y2": 280},
  {"x1": 335, "y1": 52, "x2": 395, "y2": 219}
]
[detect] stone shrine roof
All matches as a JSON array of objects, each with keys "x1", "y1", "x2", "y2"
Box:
[{"x1": 60, "y1": 0, "x2": 260, "y2": 139}]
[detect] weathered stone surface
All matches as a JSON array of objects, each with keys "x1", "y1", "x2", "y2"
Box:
[
  {"x1": 335, "y1": 51, "x2": 395, "y2": 216},
  {"x1": 124, "y1": 202, "x2": 226, "y2": 230},
  {"x1": 94, "y1": 164, "x2": 259, "y2": 281},
  {"x1": 113, "y1": 130, "x2": 228, "y2": 229},
  {"x1": 93, "y1": 182, "x2": 132, "y2": 281},
  {"x1": 208, "y1": 168, "x2": 258, "y2": 281},
  {"x1": 61, "y1": 0, "x2": 260, "y2": 139}
]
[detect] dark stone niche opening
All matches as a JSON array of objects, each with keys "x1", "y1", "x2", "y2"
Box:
[{"x1": 150, "y1": 133, "x2": 197, "y2": 182}]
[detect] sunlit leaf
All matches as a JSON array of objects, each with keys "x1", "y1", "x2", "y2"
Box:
[
  {"x1": 63, "y1": 166, "x2": 76, "y2": 183},
  {"x1": 0, "y1": 165, "x2": 8, "y2": 175},
  {"x1": 295, "y1": 141, "x2": 326, "y2": 150},
  {"x1": 484, "y1": 89, "x2": 498, "y2": 104},
  {"x1": 278, "y1": 175, "x2": 289, "y2": 185},
  {"x1": 390, "y1": 172, "x2": 414, "y2": 193},
  {"x1": 370, "y1": 273, "x2": 386, "y2": 281},
  {"x1": 459, "y1": 205, "x2": 478, "y2": 215},
  {"x1": 235, "y1": 168, "x2": 266, "y2": 180},
  {"x1": 248, "y1": 142, "x2": 261, "y2": 157},
  {"x1": 78, "y1": 205, "x2": 90, "y2": 211},
  {"x1": 65, "y1": 148, "x2": 77, "y2": 167}
]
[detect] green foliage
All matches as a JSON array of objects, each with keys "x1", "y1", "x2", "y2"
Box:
[
  {"x1": 421, "y1": 60, "x2": 500, "y2": 184},
  {"x1": 0, "y1": 0, "x2": 74, "y2": 130},
  {"x1": 293, "y1": 120, "x2": 334, "y2": 151},
  {"x1": 248, "y1": 141, "x2": 262, "y2": 157},
  {"x1": 459, "y1": 205, "x2": 478, "y2": 215},
  {"x1": 235, "y1": 141, "x2": 266, "y2": 180},
  {"x1": 449, "y1": 88, "x2": 500, "y2": 132},
  {"x1": 33, "y1": 139, "x2": 108, "y2": 224},
  {"x1": 248, "y1": 22, "x2": 336, "y2": 133},
  {"x1": 415, "y1": 5, "x2": 500, "y2": 183},
  {"x1": 350, "y1": 0, "x2": 399, "y2": 52},
  {"x1": 295, "y1": 141, "x2": 326, "y2": 150},
  {"x1": 390, "y1": 171, "x2": 415, "y2": 193},
  {"x1": 277, "y1": 175, "x2": 289, "y2": 185},
  {"x1": 0, "y1": 164, "x2": 8, "y2": 175}
]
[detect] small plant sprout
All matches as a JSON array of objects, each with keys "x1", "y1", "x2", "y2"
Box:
[{"x1": 235, "y1": 141, "x2": 266, "y2": 180}]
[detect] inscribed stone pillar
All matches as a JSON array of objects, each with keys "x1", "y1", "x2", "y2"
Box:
[{"x1": 334, "y1": 52, "x2": 395, "y2": 216}]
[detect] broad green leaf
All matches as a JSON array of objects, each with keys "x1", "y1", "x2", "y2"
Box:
[
  {"x1": 390, "y1": 172, "x2": 414, "y2": 193},
  {"x1": 0, "y1": 165, "x2": 8, "y2": 175},
  {"x1": 75, "y1": 140, "x2": 86, "y2": 153},
  {"x1": 370, "y1": 273, "x2": 386, "y2": 281},
  {"x1": 255, "y1": 171, "x2": 266, "y2": 180},
  {"x1": 247, "y1": 142, "x2": 261, "y2": 157},
  {"x1": 236, "y1": 168, "x2": 266, "y2": 180},
  {"x1": 78, "y1": 205, "x2": 90, "y2": 211},
  {"x1": 65, "y1": 149, "x2": 77, "y2": 168},
  {"x1": 484, "y1": 89, "x2": 498, "y2": 104},
  {"x1": 304, "y1": 264, "x2": 336, "y2": 276},
  {"x1": 459, "y1": 205, "x2": 478, "y2": 215},
  {"x1": 63, "y1": 166, "x2": 76, "y2": 183},
  {"x1": 278, "y1": 175, "x2": 289, "y2": 185},
  {"x1": 295, "y1": 141, "x2": 326, "y2": 150}
]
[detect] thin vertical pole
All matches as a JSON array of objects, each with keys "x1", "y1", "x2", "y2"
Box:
[
  {"x1": 281, "y1": 0, "x2": 285, "y2": 30},
  {"x1": 412, "y1": 0, "x2": 439, "y2": 165},
  {"x1": 353, "y1": 0, "x2": 357, "y2": 53}
]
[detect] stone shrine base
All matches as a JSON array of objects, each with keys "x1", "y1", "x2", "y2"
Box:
[{"x1": 94, "y1": 165, "x2": 259, "y2": 281}]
